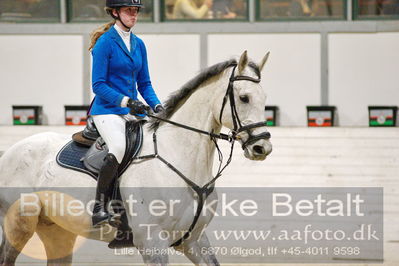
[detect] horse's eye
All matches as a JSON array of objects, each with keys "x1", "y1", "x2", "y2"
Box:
[{"x1": 239, "y1": 95, "x2": 249, "y2": 103}]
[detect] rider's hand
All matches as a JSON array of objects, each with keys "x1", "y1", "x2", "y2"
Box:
[
  {"x1": 154, "y1": 105, "x2": 165, "y2": 113},
  {"x1": 127, "y1": 99, "x2": 146, "y2": 115}
]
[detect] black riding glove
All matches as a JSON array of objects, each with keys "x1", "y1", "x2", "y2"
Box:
[
  {"x1": 127, "y1": 99, "x2": 146, "y2": 115},
  {"x1": 154, "y1": 105, "x2": 165, "y2": 113}
]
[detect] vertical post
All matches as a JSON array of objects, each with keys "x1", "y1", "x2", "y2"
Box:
[
  {"x1": 82, "y1": 34, "x2": 92, "y2": 105},
  {"x1": 200, "y1": 33, "x2": 208, "y2": 70},
  {"x1": 153, "y1": 0, "x2": 161, "y2": 23},
  {"x1": 249, "y1": 0, "x2": 256, "y2": 22},
  {"x1": 347, "y1": 0, "x2": 353, "y2": 21},
  {"x1": 60, "y1": 0, "x2": 67, "y2": 23},
  {"x1": 320, "y1": 32, "x2": 329, "y2": 105}
]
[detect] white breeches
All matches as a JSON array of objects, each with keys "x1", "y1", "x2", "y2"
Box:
[{"x1": 92, "y1": 114, "x2": 127, "y2": 163}]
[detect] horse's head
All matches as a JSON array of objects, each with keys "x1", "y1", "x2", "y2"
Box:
[{"x1": 216, "y1": 51, "x2": 272, "y2": 161}]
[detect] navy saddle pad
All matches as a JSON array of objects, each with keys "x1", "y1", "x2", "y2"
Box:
[{"x1": 56, "y1": 121, "x2": 144, "y2": 179}]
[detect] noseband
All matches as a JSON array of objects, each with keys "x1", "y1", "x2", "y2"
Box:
[{"x1": 219, "y1": 64, "x2": 271, "y2": 149}]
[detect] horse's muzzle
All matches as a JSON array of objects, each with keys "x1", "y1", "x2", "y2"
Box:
[
  {"x1": 240, "y1": 133, "x2": 272, "y2": 161},
  {"x1": 244, "y1": 139, "x2": 272, "y2": 160},
  {"x1": 240, "y1": 131, "x2": 271, "y2": 149},
  {"x1": 234, "y1": 121, "x2": 272, "y2": 160}
]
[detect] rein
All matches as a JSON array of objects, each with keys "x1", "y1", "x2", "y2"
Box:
[
  {"x1": 136, "y1": 64, "x2": 270, "y2": 247},
  {"x1": 146, "y1": 113, "x2": 234, "y2": 142}
]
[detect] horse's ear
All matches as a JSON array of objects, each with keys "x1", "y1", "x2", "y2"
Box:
[
  {"x1": 238, "y1": 50, "x2": 248, "y2": 74},
  {"x1": 259, "y1": 52, "x2": 270, "y2": 72}
]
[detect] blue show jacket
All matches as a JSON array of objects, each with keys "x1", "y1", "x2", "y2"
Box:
[{"x1": 90, "y1": 26, "x2": 161, "y2": 115}]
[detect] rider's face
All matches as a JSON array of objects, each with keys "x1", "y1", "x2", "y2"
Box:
[{"x1": 114, "y1": 7, "x2": 139, "y2": 29}]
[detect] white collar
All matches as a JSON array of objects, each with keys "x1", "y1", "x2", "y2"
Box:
[{"x1": 114, "y1": 24, "x2": 131, "y2": 38}]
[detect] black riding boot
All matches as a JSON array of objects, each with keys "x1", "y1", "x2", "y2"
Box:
[
  {"x1": 92, "y1": 153, "x2": 119, "y2": 227},
  {"x1": 108, "y1": 213, "x2": 134, "y2": 249}
]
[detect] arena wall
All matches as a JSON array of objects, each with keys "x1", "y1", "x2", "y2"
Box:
[{"x1": 0, "y1": 31, "x2": 398, "y2": 126}]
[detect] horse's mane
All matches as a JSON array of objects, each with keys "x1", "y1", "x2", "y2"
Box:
[{"x1": 149, "y1": 58, "x2": 260, "y2": 130}]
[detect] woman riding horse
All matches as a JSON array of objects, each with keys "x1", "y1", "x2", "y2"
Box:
[
  {"x1": 0, "y1": 50, "x2": 272, "y2": 265},
  {"x1": 89, "y1": 0, "x2": 164, "y2": 227}
]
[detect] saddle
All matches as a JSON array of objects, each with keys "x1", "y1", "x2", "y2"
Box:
[
  {"x1": 56, "y1": 117, "x2": 144, "y2": 249},
  {"x1": 57, "y1": 117, "x2": 144, "y2": 179}
]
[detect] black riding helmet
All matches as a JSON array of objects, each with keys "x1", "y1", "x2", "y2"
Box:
[
  {"x1": 106, "y1": 0, "x2": 144, "y2": 8},
  {"x1": 106, "y1": 0, "x2": 143, "y2": 30}
]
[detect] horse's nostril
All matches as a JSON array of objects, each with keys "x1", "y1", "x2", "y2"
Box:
[{"x1": 253, "y1": 145, "x2": 265, "y2": 155}]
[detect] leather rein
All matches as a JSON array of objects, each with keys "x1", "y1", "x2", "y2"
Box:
[{"x1": 138, "y1": 63, "x2": 270, "y2": 247}]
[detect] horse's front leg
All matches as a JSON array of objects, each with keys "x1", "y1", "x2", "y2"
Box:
[
  {"x1": 175, "y1": 232, "x2": 219, "y2": 266},
  {"x1": 137, "y1": 231, "x2": 170, "y2": 266},
  {"x1": 139, "y1": 244, "x2": 170, "y2": 265}
]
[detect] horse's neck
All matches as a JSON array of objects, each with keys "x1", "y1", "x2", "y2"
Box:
[
  {"x1": 156, "y1": 74, "x2": 227, "y2": 186},
  {"x1": 170, "y1": 81, "x2": 223, "y2": 134}
]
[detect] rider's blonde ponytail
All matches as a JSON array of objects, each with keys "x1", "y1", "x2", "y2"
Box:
[{"x1": 89, "y1": 20, "x2": 115, "y2": 51}]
